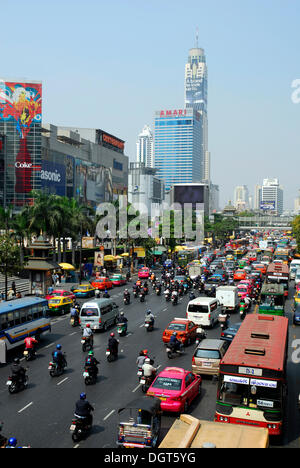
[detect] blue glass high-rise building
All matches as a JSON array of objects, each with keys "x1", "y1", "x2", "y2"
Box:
[{"x1": 153, "y1": 108, "x2": 204, "y2": 191}]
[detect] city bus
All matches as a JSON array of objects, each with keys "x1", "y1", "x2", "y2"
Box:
[
  {"x1": 177, "y1": 249, "x2": 198, "y2": 267},
  {"x1": 0, "y1": 297, "x2": 51, "y2": 364},
  {"x1": 266, "y1": 262, "x2": 289, "y2": 298},
  {"x1": 274, "y1": 248, "x2": 290, "y2": 265},
  {"x1": 258, "y1": 283, "x2": 285, "y2": 316},
  {"x1": 215, "y1": 314, "x2": 288, "y2": 438}
]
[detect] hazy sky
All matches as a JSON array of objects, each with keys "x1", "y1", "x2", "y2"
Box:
[{"x1": 1, "y1": 0, "x2": 299, "y2": 209}]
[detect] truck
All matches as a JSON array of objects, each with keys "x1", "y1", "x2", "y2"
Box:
[
  {"x1": 216, "y1": 286, "x2": 239, "y2": 313},
  {"x1": 188, "y1": 264, "x2": 202, "y2": 280},
  {"x1": 159, "y1": 414, "x2": 269, "y2": 449}
]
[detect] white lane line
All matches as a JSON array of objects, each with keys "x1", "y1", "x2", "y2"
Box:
[
  {"x1": 73, "y1": 444, "x2": 80, "y2": 449},
  {"x1": 163, "y1": 308, "x2": 168, "y2": 312},
  {"x1": 139, "y1": 324, "x2": 144, "y2": 328},
  {"x1": 103, "y1": 409, "x2": 115, "y2": 421},
  {"x1": 57, "y1": 377, "x2": 69, "y2": 386},
  {"x1": 69, "y1": 332, "x2": 77, "y2": 336},
  {"x1": 44, "y1": 343, "x2": 55, "y2": 349},
  {"x1": 132, "y1": 383, "x2": 142, "y2": 392},
  {"x1": 18, "y1": 402, "x2": 33, "y2": 414}
]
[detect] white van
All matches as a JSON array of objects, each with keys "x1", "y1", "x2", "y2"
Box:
[
  {"x1": 290, "y1": 260, "x2": 300, "y2": 280},
  {"x1": 79, "y1": 298, "x2": 119, "y2": 331},
  {"x1": 186, "y1": 297, "x2": 222, "y2": 328}
]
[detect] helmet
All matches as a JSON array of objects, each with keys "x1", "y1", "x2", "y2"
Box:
[
  {"x1": 125, "y1": 289, "x2": 128, "y2": 292},
  {"x1": 143, "y1": 349, "x2": 148, "y2": 356},
  {"x1": 56, "y1": 344, "x2": 62, "y2": 350},
  {"x1": 80, "y1": 393, "x2": 86, "y2": 400},
  {"x1": 173, "y1": 332, "x2": 177, "y2": 336},
  {"x1": 86, "y1": 324, "x2": 90, "y2": 328},
  {"x1": 8, "y1": 438, "x2": 17, "y2": 447},
  {"x1": 110, "y1": 332, "x2": 115, "y2": 337},
  {"x1": 88, "y1": 351, "x2": 94, "y2": 356},
  {"x1": 145, "y1": 358, "x2": 151, "y2": 363},
  {"x1": 120, "y1": 311, "x2": 124, "y2": 316},
  {"x1": 146, "y1": 309, "x2": 151, "y2": 315}
]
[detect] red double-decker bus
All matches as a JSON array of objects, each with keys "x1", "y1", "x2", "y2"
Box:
[{"x1": 215, "y1": 314, "x2": 288, "y2": 438}]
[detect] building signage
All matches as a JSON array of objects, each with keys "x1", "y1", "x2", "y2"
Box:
[
  {"x1": 159, "y1": 109, "x2": 187, "y2": 118},
  {"x1": 260, "y1": 201, "x2": 276, "y2": 211},
  {"x1": 40, "y1": 160, "x2": 66, "y2": 196}
]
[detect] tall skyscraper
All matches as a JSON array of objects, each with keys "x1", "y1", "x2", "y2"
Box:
[
  {"x1": 136, "y1": 125, "x2": 153, "y2": 168},
  {"x1": 261, "y1": 178, "x2": 284, "y2": 215},
  {"x1": 154, "y1": 108, "x2": 204, "y2": 191},
  {"x1": 234, "y1": 185, "x2": 249, "y2": 211}
]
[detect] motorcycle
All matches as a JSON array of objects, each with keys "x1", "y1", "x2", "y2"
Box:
[
  {"x1": 83, "y1": 366, "x2": 97, "y2": 385},
  {"x1": 70, "y1": 316, "x2": 79, "y2": 327},
  {"x1": 81, "y1": 336, "x2": 93, "y2": 352},
  {"x1": 171, "y1": 294, "x2": 178, "y2": 306},
  {"x1": 145, "y1": 320, "x2": 154, "y2": 332},
  {"x1": 165, "y1": 343, "x2": 183, "y2": 359},
  {"x1": 70, "y1": 415, "x2": 93, "y2": 442},
  {"x1": 164, "y1": 292, "x2": 171, "y2": 302},
  {"x1": 123, "y1": 295, "x2": 130, "y2": 305},
  {"x1": 143, "y1": 286, "x2": 148, "y2": 296},
  {"x1": 139, "y1": 292, "x2": 145, "y2": 303},
  {"x1": 140, "y1": 373, "x2": 156, "y2": 393},
  {"x1": 106, "y1": 348, "x2": 118, "y2": 362},
  {"x1": 48, "y1": 355, "x2": 67, "y2": 377},
  {"x1": 117, "y1": 322, "x2": 127, "y2": 336},
  {"x1": 155, "y1": 287, "x2": 161, "y2": 296},
  {"x1": 6, "y1": 372, "x2": 28, "y2": 394},
  {"x1": 133, "y1": 288, "x2": 138, "y2": 298},
  {"x1": 23, "y1": 348, "x2": 36, "y2": 361},
  {"x1": 195, "y1": 327, "x2": 207, "y2": 345}
]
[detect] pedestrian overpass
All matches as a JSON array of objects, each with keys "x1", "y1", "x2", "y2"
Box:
[{"x1": 237, "y1": 216, "x2": 293, "y2": 231}]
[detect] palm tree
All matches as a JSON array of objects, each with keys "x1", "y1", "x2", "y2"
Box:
[{"x1": 11, "y1": 206, "x2": 32, "y2": 265}]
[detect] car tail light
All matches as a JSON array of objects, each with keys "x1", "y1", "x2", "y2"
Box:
[
  {"x1": 99, "y1": 319, "x2": 102, "y2": 324},
  {"x1": 192, "y1": 356, "x2": 195, "y2": 364},
  {"x1": 221, "y1": 332, "x2": 224, "y2": 337}
]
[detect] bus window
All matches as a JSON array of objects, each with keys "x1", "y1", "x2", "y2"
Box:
[
  {"x1": 0, "y1": 314, "x2": 8, "y2": 330},
  {"x1": 8, "y1": 313, "x2": 14, "y2": 328},
  {"x1": 14, "y1": 311, "x2": 21, "y2": 325},
  {"x1": 20, "y1": 309, "x2": 28, "y2": 324}
]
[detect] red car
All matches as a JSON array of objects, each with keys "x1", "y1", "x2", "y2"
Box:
[
  {"x1": 138, "y1": 267, "x2": 150, "y2": 279},
  {"x1": 233, "y1": 269, "x2": 247, "y2": 281},
  {"x1": 91, "y1": 277, "x2": 113, "y2": 290},
  {"x1": 162, "y1": 319, "x2": 198, "y2": 346},
  {"x1": 147, "y1": 367, "x2": 202, "y2": 413},
  {"x1": 45, "y1": 289, "x2": 75, "y2": 301}
]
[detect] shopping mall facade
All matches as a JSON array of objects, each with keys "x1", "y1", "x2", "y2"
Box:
[{"x1": 0, "y1": 80, "x2": 128, "y2": 210}]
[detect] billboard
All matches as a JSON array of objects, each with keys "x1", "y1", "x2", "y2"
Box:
[
  {"x1": 40, "y1": 160, "x2": 66, "y2": 196},
  {"x1": 0, "y1": 81, "x2": 42, "y2": 206},
  {"x1": 174, "y1": 185, "x2": 205, "y2": 204},
  {"x1": 75, "y1": 159, "x2": 113, "y2": 205},
  {"x1": 260, "y1": 201, "x2": 276, "y2": 211}
]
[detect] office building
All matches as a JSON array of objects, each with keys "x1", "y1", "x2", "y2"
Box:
[
  {"x1": 128, "y1": 162, "x2": 165, "y2": 219},
  {"x1": 260, "y1": 178, "x2": 284, "y2": 215},
  {"x1": 136, "y1": 125, "x2": 153, "y2": 168},
  {"x1": 154, "y1": 108, "x2": 204, "y2": 191},
  {"x1": 234, "y1": 185, "x2": 249, "y2": 211},
  {"x1": 294, "y1": 190, "x2": 300, "y2": 214}
]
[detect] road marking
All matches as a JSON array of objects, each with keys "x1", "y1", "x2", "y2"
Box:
[
  {"x1": 73, "y1": 444, "x2": 80, "y2": 449},
  {"x1": 163, "y1": 308, "x2": 168, "y2": 312},
  {"x1": 44, "y1": 343, "x2": 55, "y2": 349},
  {"x1": 103, "y1": 409, "x2": 115, "y2": 421},
  {"x1": 18, "y1": 402, "x2": 33, "y2": 413},
  {"x1": 139, "y1": 324, "x2": 144, "y2": 328},
  {"x1": 57, "y1": 377, "x2": 69, "y2": 386},
  {"x1": 132, "y1": 383, "x2": 142, "y2": 392},
  {"x1": 69, "y1": 332, "x2": 77, "y2": 336}
]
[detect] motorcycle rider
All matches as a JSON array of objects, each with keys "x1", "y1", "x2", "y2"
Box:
[
  {"x1": 74, "y1": 393, "x2": 94, "y2": 428},
  {"x1": 171, "y1": 289, "x2": 178, "y2": 304},
  {"x1": 70, "y1": 305, "x2": 79, "y2": 325},
  {"x1": 136, "y1": 350, "x2": 148, "y2": 368},
  {"x1": 82, "y1": 323, "x2": 94, "y2": 348},
  {"x1": 10, "y1": 358, "x2": 26, "y2": 386},
  {"x1": 169, "y1": 332, "x2": 181, "y2": 353},
  {"x1": 123, "y1": 288, "x2": 130, "y2": 304},
  {"x1": 52, "y1": 344, "x2": 66, "y2": 371},
  {"x1": 103, "y1": 289, "x2": 110, "y2": 298},
  {"x1": 108, "y1": 332, "x2": 119, "y2": 359},
  {"x1": 117, "y1": 311, "x2": 128, "y2": 334},
  {"x1": 24, "y1": 335, "x2": 38, "y2": 358},
  {"x1": 145, "y1": 309, "x2": 155, "y2": 327},
  {"x1": 142, "y1": 358, "x2": 157, "y2": 383},
  {"x1": 6, "y1": 437, "x2": 18, "y2": 449},
  {"x1": 84, "y1": 351, "x2": 99, "y2": 379}
]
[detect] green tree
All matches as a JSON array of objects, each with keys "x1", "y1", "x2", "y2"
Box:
[{"x1": 0, "y1": 234, "x2": 23, "y2": 300}]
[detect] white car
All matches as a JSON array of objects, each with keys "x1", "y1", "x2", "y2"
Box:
[{"x1": 295, "y1": 272, "x2": 300, "y2": 288}]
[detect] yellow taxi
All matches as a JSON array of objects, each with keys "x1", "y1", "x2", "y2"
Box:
[
  {"x1": 294, "y1": 291, "x2": 300, "y2": 305},
  {"x1": 71, "y1": 284, "x2": 95, "y2": 298},
  {"x1": 48, "y1": 296, "x2": 73, "y2": 315}
]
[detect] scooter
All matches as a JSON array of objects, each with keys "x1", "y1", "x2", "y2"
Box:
[
  {"x1": 139, "y1": 292, "x2": 145, "y2": 303},
  {"x1": 70, "y1": 415, "x2": 93, "y2": 442},
  {"x1": 70, "y1": 316, "x2": 79, "y2": 327},
  {"x1": 48, "y1": 355, "x2": 67, "y2": 377},
  {"x1": 23, "y1": 348, "x2": 36, "y2": 361},
  {"x1": 83, "y1": 366, "x2": 98, "y2": 385},
  {"x1": 144, "y1": 320, "x2": 154, "y2": 332},
  {"x1": 123, "y1": 295, "x2": 130, "y2": 305},
  {"x1": 106, "y1": 348, "x2": 118, "y2": 362},
  {"x1": 117, "y1": 323, "x2": 127, "y2": 336},
  {"x1": 81, "y1": 336, "x2": 93, "y2": 352},
  {"x1": 6, "y1": 371, "x2": 29, "y2": 394},
  {"x1": 140, "y1": 373, "x2": 156, "y2": 393},
  {"x1": 165, "y1": 343, "x2": 183, "y2": 359},
  {"x1": 171, "y1": 294, "x2": 178, "y2": 306}
]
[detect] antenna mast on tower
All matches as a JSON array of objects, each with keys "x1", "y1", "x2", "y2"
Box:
[{"x1": 195, "y1": 27, "x2": 199, "y2": 48}]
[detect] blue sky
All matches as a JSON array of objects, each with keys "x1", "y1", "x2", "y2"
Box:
[{"x1": 1, "y1": 0, "x2": 300, "y2": 209}]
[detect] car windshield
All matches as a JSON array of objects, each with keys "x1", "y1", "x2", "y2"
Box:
[
  {"x1": 195, "y1": 349, "x2": 220, "y2": 359},
  {"x1": 152, "y1": 377, "x2": 182, "y2": 391},
  {"x1": 167, "y1": 323, "x2": 186, "y2": 331},
  {"x1": 80, "y1": 307, "x2": 99, "y2": 317},
  {"x1": 49, "y1": 299, "x2": 61, "y2": 304}
]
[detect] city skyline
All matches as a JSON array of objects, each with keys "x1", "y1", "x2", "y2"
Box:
[{"x1": 1, "y1": 0, "x2": 299, "y2": 209}]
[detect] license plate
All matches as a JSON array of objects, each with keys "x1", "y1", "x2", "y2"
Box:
[
  {"x1": 106, "y1": 351, "x2": 110, "y2": 356},
  {"x1": 6, "y1": 381, "x2": 12, "y2": 386},
  {"x1": 24, "y1": 351, "x2": 29, "y2": 355},
  {"x1": 203, "y1": 362, "x2": 212, "y2": 367},
  {"x1": 137, "y1": 371, "x2": 142, "y2": 376},
  {"x1": 48, "y1": 366, "x2": 53, "y2": 370},
  {"x1": 81, "y1": 340, "x2": 85, "y2": 344},
  {"x1": 145, "y1": 324, "x2": 149, "y2": 327},
  {"x1": 140, "y1": 379, "x2": 146, "y2": 384},
  {"x1": 83, "y1": 372, "x2": 89, "y2": 378},
  {"x1": 226, "y1": 335, "x2": 233, "y2": 338},
  {"x1": 70, "y1": 425, "x2": 76, "y2": 431},
  {"x1": 159, "y1": 397, "x2": 167, "y2": 401}
]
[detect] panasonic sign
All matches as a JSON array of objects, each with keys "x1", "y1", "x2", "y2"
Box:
[
  {"x1": 40, "y1": 161, "x2": 66, "y2": 196},
  {"x1": 41, "y1": 169, "x2": 61, "y2": 183}
]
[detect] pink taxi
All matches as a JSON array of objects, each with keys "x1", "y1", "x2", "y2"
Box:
[
  {"x1": 147, "y1": 367, "x2": 202, "y2": 413},
  {"x1": 138, "y1": 267, "x2": 150, "y2": 279}
]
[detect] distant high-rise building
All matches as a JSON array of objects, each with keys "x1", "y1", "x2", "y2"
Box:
[
  {"x1": 184, "y1": 39, "x2": 208, "y2": 184},
  {"x1": 153, "y1": 108, "x2": 204, "y2": 191},
  {"x1": 254, "y1": 184, "x2": 262, "y2": 210},
  {"x1": 136, "y1": 125, "x2": 153, "y2": 167},
  {"x1": 234, "y1": 185, "x2": 249, "y2": 210},
  {"x1": 260, "y1": 178, "x2": 284, "y2": 215},
  {"x1": 294, "y1": 190, "x2": 300, "y2": 214}
]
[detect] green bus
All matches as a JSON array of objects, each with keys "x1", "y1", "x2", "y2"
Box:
[{"x1": 258, "y1": 283, "x2": 285, "y2": 316}]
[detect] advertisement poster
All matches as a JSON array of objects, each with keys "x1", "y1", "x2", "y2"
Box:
[
  {"x1": 94, "y1": 251, "x2": 104, "y2": 267},
  {"x1": 75, "y1": 159, "x2": 113, "y2": 205},
  {"x1": 40, "y1": 160, "x2": 66, "y2": 196}
]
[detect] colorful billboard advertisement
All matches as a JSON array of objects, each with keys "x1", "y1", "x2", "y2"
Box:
[
  {"x1": 75, "y1": 159, "x2": 113, "y2": 205},
  {"x1": 260, "y1": 201, "x2": 276, "y2": 211},
  {"x1": 40, "y1": 160, "x2": 66, "y2": 196}
]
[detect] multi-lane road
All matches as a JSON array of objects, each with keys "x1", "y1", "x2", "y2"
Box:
[{"x1": 1, "y1": 276, "x2": 300, "y2": 448}]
